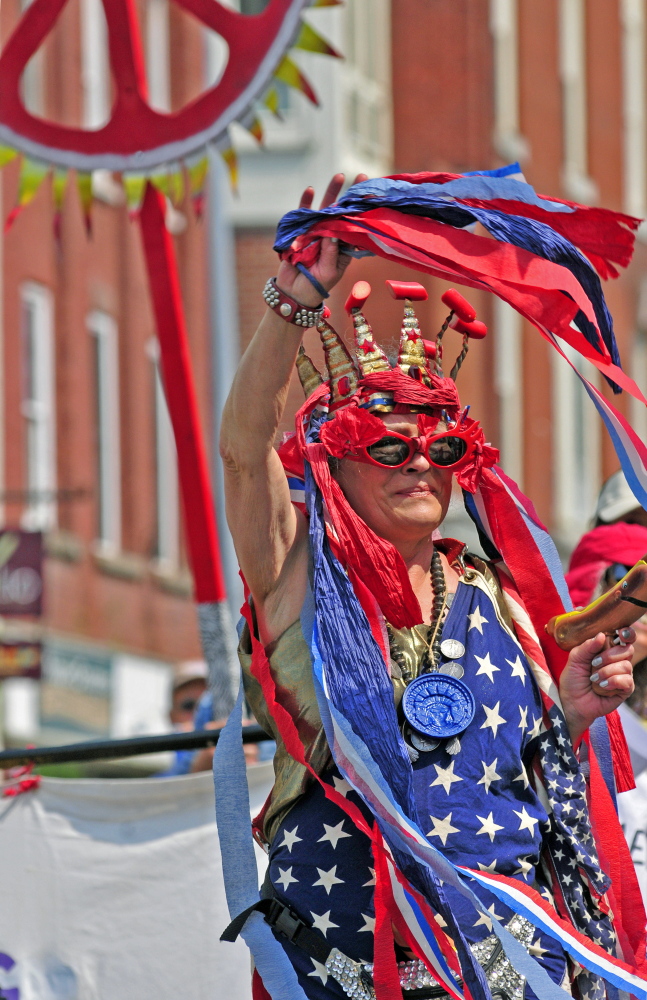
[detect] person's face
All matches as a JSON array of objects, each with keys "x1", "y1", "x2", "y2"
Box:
[
  {"x1": 333, "y1": 411, "x2": 453, "y2": 548},
  {"x1": 170, "y1": 678, "x2": 207, "y2": 727}
]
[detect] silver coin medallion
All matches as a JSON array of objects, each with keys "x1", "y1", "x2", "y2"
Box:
[
  {"x1": 440, "y1": 638, "x2": 465, "y2": 659},
  {"x1": 410, "y1": 730, "x2": 440, "y2": 753},
  {"x1": 439, "y1": 661, "x2": 464, "y2": 679}
]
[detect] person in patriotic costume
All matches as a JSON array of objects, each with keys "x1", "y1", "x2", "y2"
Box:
[{"x1": 216, "y1": 170, "x2": 647, "y2": 1000}]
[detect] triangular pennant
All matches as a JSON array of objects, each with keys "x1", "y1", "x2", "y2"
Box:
[
  {"x1": 248, "y1": 116, "x2": 264, "y2": 144},
  {"x1": 220, "y1": 146, "x2": 239, "y2": 193},
  {"x1": 263, "y1": 86, "x2": 282, "y2": 118},
  {"x1": 293, "y1": 20, "x2": 341, "y2": 57},
  {"x1": 311, "y1": 0, "x2": 343, "y2": 6},
  {"x1": 150, "y1": 166, "x2": 184, "y2": 206},
  {"x1": 5, "y1": 158, "x2": 50, "y2": 233},
  {"x1": 0, "y1": 146, "x2": 18, "y2": 169},
  {"x1": 52, "y1": 169, "x2": 68, "y2": 241},
  {"x1": 52, "y1": 169, "x2": 68, "y2": 213},
  {"x1": 274, "y1": 55, "x2": 319, "y2": 105},
  {"x1": 122, "y1": 173, "x2": 147, "y2": 216},
  {"x1": 186, "y1": 156, "x2": 209, "y2": 217},
  {"x1": 77, "y1": 172, "x2": 93, "y2": 235}
]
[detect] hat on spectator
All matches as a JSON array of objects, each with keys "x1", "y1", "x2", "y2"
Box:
[
  {"x1": 596, "y1": 470, "x2": 643, "y2": 523},
  {"x1": 172, "y1": 660, "x2": 208, "y2": 692}
]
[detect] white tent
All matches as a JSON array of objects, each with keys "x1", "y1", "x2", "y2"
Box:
[{"x1": 0, "y1": 764, "x2": 272, "y2": 1000}]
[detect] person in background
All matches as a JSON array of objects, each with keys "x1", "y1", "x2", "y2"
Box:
[
  {"x1": 162, "y1": 660, "x2": 208, "y2": 777},
  {"x1": 566, "y1": 472, "x2": 647, "y2": 771}
]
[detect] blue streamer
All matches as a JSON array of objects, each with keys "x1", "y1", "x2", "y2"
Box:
[{"x1": 213, "y1": 679, "x2": 309, "y2": 1000}]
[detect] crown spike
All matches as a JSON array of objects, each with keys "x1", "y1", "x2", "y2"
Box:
[
  {"x1": 317, "y1": 314, "x2": 359, "y2": 410},
  {"x1": 385, "y1": 281, "x2": 430, "y2": 380},
  {"x1": 295, "y1": 345, "x2": 324, "y2": 398},
  {"x1": 344, "y1": 281, "x2": 390, "y2": 377}
]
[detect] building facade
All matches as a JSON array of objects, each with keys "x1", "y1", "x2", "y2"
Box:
[{"x1": 1, "y1": 0, "x2": 647, "y2": 746}]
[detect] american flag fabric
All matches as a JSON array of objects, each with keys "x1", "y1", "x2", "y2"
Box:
[{"x1": 268, "y1": 576, "x2": 594, "y2": 999}]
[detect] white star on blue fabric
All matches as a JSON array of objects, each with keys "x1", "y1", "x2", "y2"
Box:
[
  {"x1": 318, "y1": 821, "x2": 352, "y2": 849},
  {"x1": 313, "y1": 865, "x2": 345, "y2": 894},
  {"x1": 276, "y1": 867, "x2": 298, "y2": 891},
  {"x1": 310, "y1": 910, "x2": 339, "y2": 936},
  {"x1": 279, "y1": 826, "x2": 302, "y2": 853},
  {"x1": 474, "y1": 652, "x2": 500, "y2": 683},
  {"x1": 468, "y1": 607, "x2": 489, "y2": 633},
  {"x1": 506, "y1": 655, "x2": 527, "y2": 685}
]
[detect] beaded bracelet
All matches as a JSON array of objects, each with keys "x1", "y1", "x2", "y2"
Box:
[{"x1": 262, "y1": 277, "x2": 325, "y2": 328}]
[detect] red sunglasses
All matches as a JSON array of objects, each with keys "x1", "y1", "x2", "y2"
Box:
[{"x1": 347, "y1": 424, "x2": 477, "y2": 470}]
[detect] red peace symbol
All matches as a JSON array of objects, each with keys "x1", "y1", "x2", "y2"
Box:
[{"x1": 0, "y1": 0, "x2": 311, "y2": 171}]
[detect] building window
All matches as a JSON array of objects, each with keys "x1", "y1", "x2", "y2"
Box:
[
  {"x1": 621, "y1": 0, "x2": 647, "y2": 219},
  {"x1": 20, "y1": 0, "x2": 45, "y2": 116},
  {"x1": 21, "y1": 283, "x2": 56, "y2": 531},
  {"x1": 493, "y1": 299, "x2": 523, "y2": 486},
  {"x1": 551, "y1": 344, "x2": 601, "y2": 545},
  {"x1": 147, "y1": 0, "x2": 171, "y2": 112},
  {"x1": 489, "y1": 0, "x2": 529, "y2": 163},
  {"x1": 81, "y1": 0, "x2": 110, "y2": 129},
  {"x1": 154, "y1": 358, "x2": 179, "y2": 567},
  {"x1": 88, "y1": 312, "x2": 121, "y2": 552},
  {"x1": 344, "y1": 0, "x2": 392, "y2": 171},
  {"x1": 558, "y1": 0, "x2": 598, "y2": 203}
]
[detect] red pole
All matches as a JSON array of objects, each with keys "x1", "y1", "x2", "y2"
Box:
[{"x1": 138, "y1": 181, "x2": 235, "y2": 714}]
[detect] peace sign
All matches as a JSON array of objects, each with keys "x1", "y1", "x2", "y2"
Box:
[{"x1": 0, "y1": 0, "x2": 314, "y2": 171}]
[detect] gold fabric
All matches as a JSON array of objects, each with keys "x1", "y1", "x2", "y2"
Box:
[
  {"x1": 239, "y1": 618, "x2": 332, "y2": 845},
  {"x1": 240, "y1": 546, "x2": 513, "y2": 846}
]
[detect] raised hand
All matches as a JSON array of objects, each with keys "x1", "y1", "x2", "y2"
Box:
[
  {"x1": 276, "y1": 172, "x2": 369, "y2": 307},
  {"x1": 559, "y1": 628, "x2": 636, "y2": 745}
]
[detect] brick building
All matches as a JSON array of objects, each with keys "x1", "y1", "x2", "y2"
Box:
[
  {"x1": 0, "y1": 0, "x2": 210, "y2": 747},
  {"x1": 2, "y1": 0, "x2": 647, "y2": 746}
]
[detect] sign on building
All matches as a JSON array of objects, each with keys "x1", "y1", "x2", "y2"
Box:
[{"x1": 0, "y1": 530, "x2": 43, "y2": 617}]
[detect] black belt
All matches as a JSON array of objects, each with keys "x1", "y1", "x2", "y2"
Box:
[{"x1": 222, "y1": 894, "x2": 512, "y2": 1000}]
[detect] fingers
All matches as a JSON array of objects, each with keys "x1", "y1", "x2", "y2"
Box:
[
  {"x1": 299, "y1": 186, "x2": 315, "y2": 210},
  {"x1": 319, "y1": 173, "x2": 345, "y2": 209},
  {"x1": 353, "y1": 173, "x2": 369, "y2": 185},
  {"x1": 612, "y1": 626, "x2": 636, "y2": 646},
  {"x1": 589, "y1": 657, "x2": 634, "y2": 698}
]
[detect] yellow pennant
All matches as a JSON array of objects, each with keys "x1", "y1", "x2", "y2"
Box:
[
  {"x1": 311, "y1": 0, "x2": 343, "y2": 6},
  {"x1": 18, "y1": 157, "x2": 50, "y2": 207},
  {"x1": 248, "y1": 116, "x2": 264, "y2": 144},
  {"x1": 274, "y1": 55, "x2": 319, "y2": 105},
  {"x1": 221, "y1": 146, "x2": 239, "y2": 193},
  {"x1": 5, "y1": 157, "x2": 50, "y2": 232},
  {"x1": 52, "y1": 169, "x2": 68, "y2": 214},
  {"x1": 186, "y1": 156, "x2": 209, "y2": 199},
  {"x1": 150, "y1": 167, "x2": 184, "y2": 206},
  {"x1": 76, "y1": 172, "x2": 93, "y2": 232},
  {"x1": 294, "y1": 21, "x2": 341, "y2": 57},
  {"x1": 122, "y1": 173, "x2": 147, "y2": 214},
  {"x1": 263, "y1": 86, "x2": 282, "y2": 118},
  {"x1": 0, "y1": 146, "x2": 18, "y2": 169}
]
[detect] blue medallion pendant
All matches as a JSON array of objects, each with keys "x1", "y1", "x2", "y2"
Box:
[{"x1": 402, "y1": 673, "x2": 476, "y2": 758}]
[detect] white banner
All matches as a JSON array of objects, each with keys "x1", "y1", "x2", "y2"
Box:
[
  {"x1": 618, "y1": 704, "x2": 647, "y2": 910},
  {"x1": 0, "y1": 764, "x2": 272, "y2": 1000}
]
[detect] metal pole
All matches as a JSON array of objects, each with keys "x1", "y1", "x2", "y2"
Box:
[{"x1": 0, "y1": 725, "x2": 267, "y2": 768}]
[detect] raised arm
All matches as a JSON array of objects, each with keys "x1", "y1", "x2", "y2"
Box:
[{"x1": 220, "y1": 175, "x2": 360, "y2": 642}]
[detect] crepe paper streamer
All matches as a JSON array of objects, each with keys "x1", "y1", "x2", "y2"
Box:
[
  {"x1": 122, "y1": 173, "x2": 148, "y2": 215},
  {"x1": 138, "y1": 182, "x2": 227, "y2": 603},
  {"x1": 76, "y1": 171, "x2": 93, "y2": 235},
  {"x1": 293, "y1": 20, "x2": 341, "y2": 57},
  {"x1": 274, "y1": 54, "x2": 319, "y2": 105},
  {"x1": 213, "y1": 680, "x2": 309, "y2": 1000}
]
